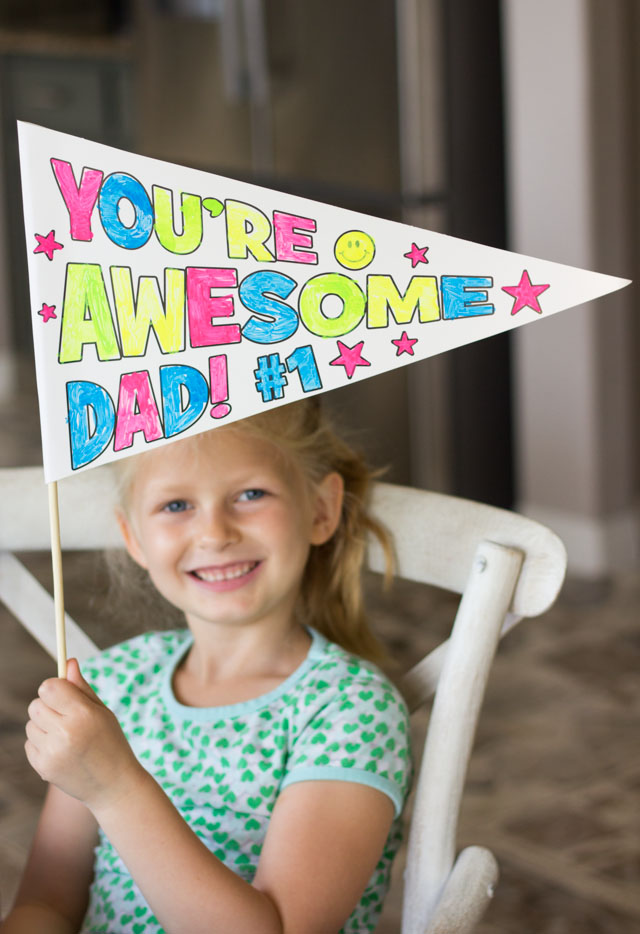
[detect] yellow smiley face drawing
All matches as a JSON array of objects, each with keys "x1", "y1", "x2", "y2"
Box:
[{"x1": 334, "y1": 230, "x2": 376, "y2": 270}]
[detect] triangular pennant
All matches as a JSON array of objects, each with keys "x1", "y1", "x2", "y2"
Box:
[{"x1": 19, "y1": 121, "x2": 629, "y2": 482}]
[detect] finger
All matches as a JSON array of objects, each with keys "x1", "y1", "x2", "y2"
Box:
[
  {"x1": 24, "y1": 720, "x2": 47, "y2": 768},
  {"x1": 25, "y1": 717, "x2": 47, "y2": 743},
  {"x1": 37, "y1": 677, "x2": 68, "y2": 713},
  {"x1": 24, "y1": 739, "x2": 45, "y2": 778},
  {"x1": 27, "y1": 696, "x2": 62, "y2": 730},
  {"x1": 65, "y1": 658, "x2": 99, "y2": 702},
  {"x1": 38, "y1": 675, "x2": 94, "y2": 714}
]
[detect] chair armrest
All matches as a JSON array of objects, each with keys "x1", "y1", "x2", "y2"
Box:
[{"x1": 423, "y1": 846, "x2": 499, "y2": 934}]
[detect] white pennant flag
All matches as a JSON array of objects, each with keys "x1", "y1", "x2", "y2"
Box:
[{"x1": 19, "y1": 121, "x2": 630, "y2": 483}]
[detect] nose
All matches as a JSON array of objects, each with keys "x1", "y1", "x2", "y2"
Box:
[{"x1": 196, "y1": 502, "x2": 239, "y2": 550}]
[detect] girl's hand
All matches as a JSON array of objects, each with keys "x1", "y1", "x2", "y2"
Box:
[{"x1": 25, "y1": 659, "x2": 145, "y2": 812}]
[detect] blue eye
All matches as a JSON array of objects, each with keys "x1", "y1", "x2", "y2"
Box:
[
  {"x1": 163, "y1": 499, "x2": 188, "y2": 513},
  {"x1": 238, "y1": 489, "x2": 265, "y2": 502}
]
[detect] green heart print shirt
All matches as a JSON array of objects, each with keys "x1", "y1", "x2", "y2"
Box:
[{"x1": 80, "y1": 628, "x2": 412, "y2": 934}]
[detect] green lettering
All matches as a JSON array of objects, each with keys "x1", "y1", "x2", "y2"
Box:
[
  {"x1": 59, "y1": 264, "x2": 120, "y2": 363},
  {"x1": 299, "y1": 273, "x2": 365, "y2": 337},
  {"x1": 367, "y1": 275, "x2": 440, "y2": 328}
]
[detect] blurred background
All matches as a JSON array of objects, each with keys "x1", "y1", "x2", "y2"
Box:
[{"x1": 0, "y1": 1, "x2": 638, "y2": 931}]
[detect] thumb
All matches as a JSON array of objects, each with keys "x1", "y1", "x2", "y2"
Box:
[{"x1": 65, "y1": 658, "x2": 96, "y2": 698}]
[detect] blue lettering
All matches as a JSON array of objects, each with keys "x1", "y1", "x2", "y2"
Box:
[
  {"x1": 66, "y1": 380, "x2": 115, "y2": 470},
  {"x1": 99, "y1": 173, "x2": 154, "y2": 249},
  {"x1": 441, "y1": 276, "x2": 494, "y2": 319},
  {"x1": 160, "y1": 364, "x2": 208, "y2": 437},
  {"x1": 240, "y1": 271, "x2": 299, "y2": 343}
]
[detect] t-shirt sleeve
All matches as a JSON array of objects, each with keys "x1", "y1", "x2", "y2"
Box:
[{"x1": 281, "y1": 674, "x2": 412, "y2": 818}]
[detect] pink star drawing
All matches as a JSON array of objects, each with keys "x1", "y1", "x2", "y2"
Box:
[
  {"x1": 37, "y1": 302, "x2": 57, "y2": 323},
  {"x1": 404, "y1": 242, "x2": 429, "y2": 267},
  {"x1": 329, "y1": 341, "x2": 371, "y2": 379},
  {"x1": 502, "y1": 269, "x2": 550, "y2": 315},
  {"x1": 33, "y1": 230, "x2": 63, "y2": 261},
  {"x1": 391, "y1": 331, "x2": 418, "y2": 356}
]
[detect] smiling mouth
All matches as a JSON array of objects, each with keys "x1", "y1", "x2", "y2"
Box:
[
  {"x1": 339, "y1": 250, "x2": 369, "y2": 264},
  {"x1": 191, "y1": 561, "x2": 260, "y2": 583}
]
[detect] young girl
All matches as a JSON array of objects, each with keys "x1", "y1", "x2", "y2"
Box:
[{"x1": 5, "y1": 399, "x2": 412, "y2": 934}]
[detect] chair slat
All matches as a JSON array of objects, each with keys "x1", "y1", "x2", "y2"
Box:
[
  {"x1": 0, "y1": 466, "x2": 121, "y2": 551},
  {"x1": 0, "y1": 552, "x2": 98, "y2": 660}
]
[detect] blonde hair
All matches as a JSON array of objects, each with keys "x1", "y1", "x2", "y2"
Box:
[{"x1": 113, "y1": 399, "x2": 395, "y2": 662}]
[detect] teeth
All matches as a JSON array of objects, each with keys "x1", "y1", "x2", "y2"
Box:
[{"x1": 193, "y1": 562, "x2": 257, "y2": 582}]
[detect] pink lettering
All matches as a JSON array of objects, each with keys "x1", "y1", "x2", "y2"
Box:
[
  {"x1": 114, "y1": 371, "x2": 164, "y2": 451},
  {"x1": 51, "y1": 159, "x2": 104, "y2": 242},
  {"x1": 187, "y1": 267, "x2": 241, "y2": 347},
  {"x1": 273, "y1": 212, "x2": 317, "y2": 264}
]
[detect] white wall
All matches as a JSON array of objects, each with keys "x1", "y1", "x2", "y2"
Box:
[
  {"x1": 502, "y1": 0, "x2": 639, "y2": 576},
  {"x1": 0, "y1": 68, "x2": 16, "y2": 397}
]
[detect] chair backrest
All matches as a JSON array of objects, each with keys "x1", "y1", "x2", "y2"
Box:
[
  {"x1": 369, "y1": 483, "x2": 566, "y2": 933},
  {"x1": 0, "y1": 467, "x2": 567, "y2": 934},
  {"x1": 369, "y1": 482, "x2": 566, "y2": 707}
]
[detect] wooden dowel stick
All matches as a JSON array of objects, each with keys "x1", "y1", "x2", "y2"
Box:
[{"x1": 47, "y1": 480, "x2": 67, "y2": 678}]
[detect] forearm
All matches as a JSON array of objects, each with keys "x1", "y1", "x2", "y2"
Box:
[
  {"x1": 92, "y1": 770, "x2": 283, "y2": 934},
  {"x1": 0, "y1": 902, "x2": 76, "y2": 934}
]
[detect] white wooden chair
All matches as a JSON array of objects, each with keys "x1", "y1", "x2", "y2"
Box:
[{"x1": 0, "y1": 467, "x2": 567, "y2": 934}]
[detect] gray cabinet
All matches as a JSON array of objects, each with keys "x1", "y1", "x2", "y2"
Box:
[{"x1": 1, "y1": 47, "x2": 132, "y2": 350}]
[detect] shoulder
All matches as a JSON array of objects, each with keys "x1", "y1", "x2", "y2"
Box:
[
  {"x1": 283, "y1": 632, "x2": 412, "y2": 816},
  {"x1": 81, "y1": 629, "x2": 189, "y2": 700},
  {"x1": 301, "y1": 631, "x2": 409, "y2": 721}
]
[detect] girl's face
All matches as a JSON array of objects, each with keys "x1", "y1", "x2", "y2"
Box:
[{"x1": 117, "y1": 427, "x2": 343, "y2": 637}]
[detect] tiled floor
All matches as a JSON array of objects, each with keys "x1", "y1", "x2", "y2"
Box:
[
  {"x1": 372, "y1": 574, "x2": 640, "y2": 933},
  {"x1": 1, "y1": 361, "x2": 639, "y2": 931}
]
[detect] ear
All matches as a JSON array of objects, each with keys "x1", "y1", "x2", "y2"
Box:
[
  {"x1": 310, "y1": 472, "x2": 344, "y2": 546},
  {"x1": 115, "y1": 507, "x2": 148, "y2": 569}
]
